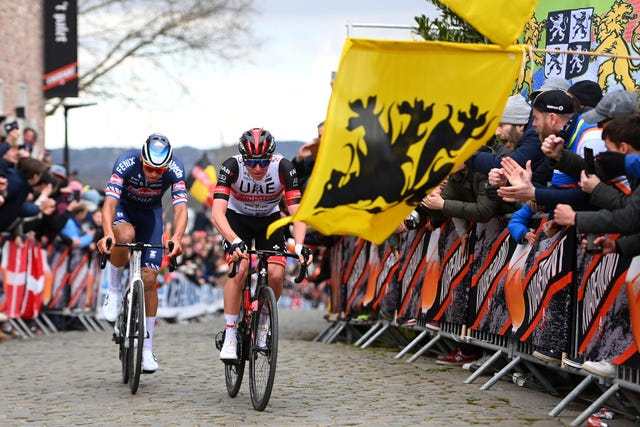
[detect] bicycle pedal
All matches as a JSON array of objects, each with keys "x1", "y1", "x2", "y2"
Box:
[{"x1": 214, "y1": 331, "x2": 225, "y2": 351}]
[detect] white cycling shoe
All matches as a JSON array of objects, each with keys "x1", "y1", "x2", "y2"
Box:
[
  {"x1": 142, "y1": 349, "x2": 159, "y2": 373},
  {"x1": 220, "y1": 341, "x2": 238, "y2": 360},
  {"x1": 101, "y1": 291, "x2": 120, "y2": 322},
  {"x1": 256, "y1": 326, "x2": 268, "y2": 349}
]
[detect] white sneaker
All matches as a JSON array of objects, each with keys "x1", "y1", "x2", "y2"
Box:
[
  {"x1": 142, "y1": 349, "x2": 159, "y2": 373},
  {"x1": 582, "y1": 360, "x2": 616, "y2": 378},
  {"x1": 220, "y1": 341, "x2": 238, "y2": 360},
  {"x1": 102, "y1": 291, "x2": 120, "y2": 322}
]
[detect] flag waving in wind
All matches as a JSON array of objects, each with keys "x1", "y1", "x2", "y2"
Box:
[
  {"x1": 442, "y1": 0, "x2": 539, "y2": 47},
  {"x1": 186, "y1": 153, "x2": 217, "y2": 207},
  {"x1": 268, "y1": 38, "x2": 523, "y2": 244}
]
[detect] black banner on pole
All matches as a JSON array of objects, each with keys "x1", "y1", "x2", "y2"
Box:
[{"x1": 43, "y1": 0, "x2": 78, "y2": 99}]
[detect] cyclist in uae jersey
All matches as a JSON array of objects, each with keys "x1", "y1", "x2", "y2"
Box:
[
  {"x1": 212, "y1": 127, "x2": 312, "y2": 360},
  {"x1": 97, "y1": 133, "x2": 188, "y2": 373}
]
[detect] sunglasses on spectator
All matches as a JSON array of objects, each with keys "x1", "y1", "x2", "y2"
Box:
[
  {"x1": 142, "y1": 160, "x2": 168, "y2": 174},
  {"x1": 244, "y1": 158, "x2": 271, "y2": 168}
]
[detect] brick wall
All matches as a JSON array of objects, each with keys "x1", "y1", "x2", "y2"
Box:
[{"x1": 0, "y1": 0, "x2": 46, "y2": 153}]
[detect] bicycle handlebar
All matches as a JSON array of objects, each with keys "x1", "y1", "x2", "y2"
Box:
[
  {"x1": 99, "y1": 238, "x2": 178, "y2": 272},
  {"x1": 228, "y1": 248, "x2": 310, "y2": 284}
]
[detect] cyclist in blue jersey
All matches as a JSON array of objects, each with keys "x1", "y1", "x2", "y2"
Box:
[
  {"x1": 97, "y1": 133, "x2": 188, "y2": 373},
  {"x1": 211, "y1": 128, "x2": 312, "y2": 360}
]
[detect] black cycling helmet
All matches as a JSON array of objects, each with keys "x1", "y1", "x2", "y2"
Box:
[
  {"x1": 238, "y1": 128, "x2": 275, "y2": 159},
  {"x1": 141, "y1": 133, "x2": 173, "y2": 168}
]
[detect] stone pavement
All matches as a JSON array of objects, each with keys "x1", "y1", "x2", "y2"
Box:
[{"x1": 0, "y1": 310, "x2": 636, "y2": 426}]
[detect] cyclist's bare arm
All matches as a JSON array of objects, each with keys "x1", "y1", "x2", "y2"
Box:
[
  {"x1": 168, "y1": 202, "x2": 188, "y2": 258},
  {"x1": 98, "y1": 196, "x2": 118, "y2": 254},
  {"x1": 287, "y1": 203, "x2": 313, "y2": 265},
  {"x1": 211, "y1": 197, "x2": 244, "y2": 260}
]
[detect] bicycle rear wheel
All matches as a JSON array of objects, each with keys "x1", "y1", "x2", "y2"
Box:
[
  {"x1": 224, "y1": 312, "x2": 246, "y2": 397},
  {"x1": 249, "y1": 286, "x2": 278, "y2": 411},
  {"x1": 128, "y1": 280, "x2": 145, "y2": 394}
]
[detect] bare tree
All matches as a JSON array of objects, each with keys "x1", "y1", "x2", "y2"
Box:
[{"x1": 48, "y1": 0, "x2": 256, "y2": 113}]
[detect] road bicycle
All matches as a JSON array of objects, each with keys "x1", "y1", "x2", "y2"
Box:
[
  {"x1": 216, "y1": 247, "x2": 309, "y2": 411},
  {"x1": 100, "y1": 239, "x2": 176, "y2": 394}
]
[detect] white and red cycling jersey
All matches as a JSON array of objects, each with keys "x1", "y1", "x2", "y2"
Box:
[{"x1": 213, "y1": 154, "x2": 301, "y2": 216}]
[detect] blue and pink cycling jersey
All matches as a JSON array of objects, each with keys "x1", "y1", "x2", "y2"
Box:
[{"x1": 104, "y1": 149, "x2": 188, "y2": 269}]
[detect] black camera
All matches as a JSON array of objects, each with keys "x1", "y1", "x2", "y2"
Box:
[{"x1": 404, "y1": 210, "x2": 421, "y2": 230}]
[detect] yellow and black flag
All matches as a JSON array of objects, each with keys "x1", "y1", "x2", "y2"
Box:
[
  {"x1": 268, "y1": 39, "x2": 524, "y2": 244},
  {"x1": 186, "y1": 153, "x2": 217, "y2": 207},
  {"x1": 442, "y1": 0, "x2": 539, "y2": 47}
]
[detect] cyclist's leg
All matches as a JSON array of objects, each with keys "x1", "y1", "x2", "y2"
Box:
[
  {"x1": 220, "y1": 211, "x2": 253, "y2": 359},
  {"x1": 266, "y1": 262, "x2": 285, "y2": 300},
  {"x1": 103, "y1": 209, "x2": 134, "y2": 321},
  {"x1": 256, "y1": 213, "x2": 287, "y2": 301},
  {"x1": 133, "y1": 206, "x2": 163, "y2": 371}
]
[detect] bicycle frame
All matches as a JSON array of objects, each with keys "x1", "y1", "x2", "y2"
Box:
[{"x1": 123, "y1": 247, "x2": 146, "y2": 347}]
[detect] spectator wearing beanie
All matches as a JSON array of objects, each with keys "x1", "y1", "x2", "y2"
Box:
[
  {"x1": 496, "y1": 95, "x2": 532, "y2": 152},
  {"x1": 568, "y1": 80, "x2": 603, "y2": 113}
]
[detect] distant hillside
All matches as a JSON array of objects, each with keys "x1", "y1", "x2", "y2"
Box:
[{"x1": 49, "y1": 141, "x2": 304, "y2": 191}]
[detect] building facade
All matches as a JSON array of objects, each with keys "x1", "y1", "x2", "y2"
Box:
[{"x1": 0, "y1": 1, "x2": 46, "y2": 154}]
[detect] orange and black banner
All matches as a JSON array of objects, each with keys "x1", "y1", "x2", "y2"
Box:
[
  {"x1": 467, "y1": 217, "x2": 516, "y2": 331},
  {"x1": 44, "y1": 0, "x2": 78, "y2": 98},
  {"x1": 576, "y1": 245, "x2": 637, "y2": 367}
]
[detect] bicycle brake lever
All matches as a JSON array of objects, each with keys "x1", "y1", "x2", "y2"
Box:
[
  {"x1": 167, "y1": 240, "x2": 177, "y2": 272},
  {"x1": 294, "y1": 259, "x2": 308, "y2": 284},
  {"x1": 100, "y1": 237, "x2": 112, "y2": 269}
]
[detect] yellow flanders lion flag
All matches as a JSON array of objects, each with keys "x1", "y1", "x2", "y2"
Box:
[
  {"x1": 268, "y1": 38, "x2": 523, "y2": 244},
  {"x1": 442, "y1": 0, "x2": 539, "y2": 47}
]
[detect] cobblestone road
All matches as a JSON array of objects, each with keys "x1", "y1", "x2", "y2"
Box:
[{"x1": 0, "y1": 310, "x2": 635, "y2": 426}]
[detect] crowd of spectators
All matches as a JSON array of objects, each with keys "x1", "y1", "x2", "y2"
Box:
[{"x1": 398, "y1": 78, "x2": 640, "y2": 378}]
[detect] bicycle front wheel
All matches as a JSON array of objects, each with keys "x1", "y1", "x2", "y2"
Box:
[
  {"x1": 128, "y1": 280, "x2": 145, "y2": 394},
  {"x1": 249, "y1": 286, "x2": 278, "y2": 411},
  {"x1": 118, "y1": 301, "x2": 129, "y2": 384}
]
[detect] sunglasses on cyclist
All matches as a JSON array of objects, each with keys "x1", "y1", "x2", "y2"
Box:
[
  {"x1": 142, "y1": 160, "x2": 168, "y2": 174},
  {"x1": 244, "y1": 158, "x2": 271, "y2": 168}
]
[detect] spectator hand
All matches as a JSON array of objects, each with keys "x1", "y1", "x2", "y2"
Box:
[
  {"x1": 553, "y1": 204, "x2": 576, "y2": 226},
  {"x1": 579, "y1": 170, "x2": 600, "y2": 194},
  {"x1": 488, "y1": 168, "x2": 507, "y2": 187},
  {"x1": 596, "y1": 152, "x2": 626, "y2": 179},
  {"x1": 593, "y1": 236, "x2": 615, "y2": 254},
  {"x1": 541, "y1": 135, "x2": 564, "y2": 161},
  {"x1": 497, "y1": 159, "x2": 534, "y2": 202},
  {"x1": 423, "y1": 192, "x2": 444, "y2": 210}
]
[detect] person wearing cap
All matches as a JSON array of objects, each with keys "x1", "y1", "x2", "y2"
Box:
[
  {"x1": 541, "y1": 90, "x2": 639, "y2": 212},
  {"x1": 497, "y1": 89, "x2": 604, "y2": 210},
  {"x1": 567, "y1": 80, "x2": 603, "y2": 113}
]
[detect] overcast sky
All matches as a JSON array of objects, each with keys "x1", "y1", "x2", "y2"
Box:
[{"x1": 45, "y1": 0, "x2": 436, "y2": 150}]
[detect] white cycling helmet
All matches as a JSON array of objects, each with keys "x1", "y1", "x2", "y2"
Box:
[{"x1": 141, "y1": 133, "x2": 173, "y2": 168}]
